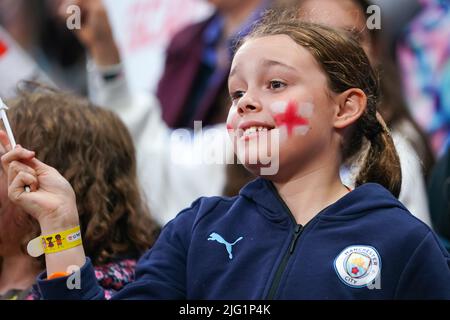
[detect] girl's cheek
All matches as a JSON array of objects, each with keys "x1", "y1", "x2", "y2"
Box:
[
  {"x1": 269, "y1": 100, "x2": 314, "y2": 140},
  {"x1": 226, "y1": 105, "x2": 239, "y2": 133}
]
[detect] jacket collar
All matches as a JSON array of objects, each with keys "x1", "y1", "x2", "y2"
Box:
[{"x1": 239, "y1": 177, "x2": 407, "y2": 223}]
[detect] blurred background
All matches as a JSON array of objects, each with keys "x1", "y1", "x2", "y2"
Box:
[
  {"x1": 0, "y1": 0, "x2": 424, "y2": 95},
  {"x1": 0, "y1": 0, "x2": 212, "y2": 95}
]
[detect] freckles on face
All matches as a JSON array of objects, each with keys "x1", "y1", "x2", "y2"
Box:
[{"x1": 269, "y1": 100, "x2": 314, "y2": 139}]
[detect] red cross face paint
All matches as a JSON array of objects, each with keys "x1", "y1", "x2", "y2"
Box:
[{"x1": 270, "y1": 100, "x2": 314, "y2": 141}]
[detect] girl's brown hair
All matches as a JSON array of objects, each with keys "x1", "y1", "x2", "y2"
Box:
[
  {"x1": 242, "y1": 20, "x2": 402, "y2": 197},
  {"x1": 6, "y1": 84, "x2": 159, "y2": 266},
  {"x1": 292, "y1": 0, "x2": 435, "y2": 176},
  {"x1": 352, "y1": 0, "x2": 435, "y2": 178}
]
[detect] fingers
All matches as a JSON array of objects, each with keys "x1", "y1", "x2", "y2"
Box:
[
  {"x1": 7, "y1": 160, "x2": 37, "y2": 188},
  {"x1": 1, "y1": 145, "x2": 56, "y2": 178},
  {"x1": 9, "y1": 171, "x2": 38, "y2": 203},
  {"x1": 1, "y1": 145, "x2": 34, "y2": 172},
  {"x1": 30, "y1": 157, "x2": 57, "y2": 176}
]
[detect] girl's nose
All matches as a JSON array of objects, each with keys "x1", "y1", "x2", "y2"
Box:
[{"x1": 237, "y1": 94, "x2": 262, "y2": 116}]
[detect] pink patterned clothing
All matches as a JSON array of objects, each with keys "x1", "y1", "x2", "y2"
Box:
[
  {"x1": 397, "y1": 0, "x2": 450, "y2": 156},
  {"x1": 26, "y1": 259, "x2": 137, "y2": 300}
]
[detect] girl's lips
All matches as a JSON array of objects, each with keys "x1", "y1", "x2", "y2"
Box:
[
  {"x1": 235, "y1": 120, "x2": 276, "y2": 140},
  {"x1": 238, "y1": 120, "x2": 276, "y2": 131}
]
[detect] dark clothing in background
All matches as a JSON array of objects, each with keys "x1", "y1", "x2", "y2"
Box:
[
  {"x1": 157, "y1": 4, "x2": 267, "y2": 129},
  {"x1": 428, "y1": 147, "x2": 450, "y2": 250}
]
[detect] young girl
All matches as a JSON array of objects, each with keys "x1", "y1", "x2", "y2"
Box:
[
  {"x1": 2, "y1": 21, "x2": 450, "y2": 299},
  {"x1": 225, "y1": 0, "x2": 434, "y2": 227},
  {"x1": 0, "y1": 86, "x2": 159, "y2": 299}
]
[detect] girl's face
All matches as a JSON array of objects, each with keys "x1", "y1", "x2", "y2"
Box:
[{"x1": 227, "y1": 34, "x2": 338, "y2": 179}]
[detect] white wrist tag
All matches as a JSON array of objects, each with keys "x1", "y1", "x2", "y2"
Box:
[{"x1": 27, "y1": 236, "x2": 45, "y2": 257}]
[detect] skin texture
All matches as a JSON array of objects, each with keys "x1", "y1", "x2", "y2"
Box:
[{"x1": 227, "y1": 35, "x2": 337, "y2": 178}]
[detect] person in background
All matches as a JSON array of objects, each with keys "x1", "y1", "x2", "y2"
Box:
[
  {"x1": 397, "y1": 0, "x2": 450, "y2": 157},
  {"x1": 0, "y1": 85, "x2": 159, "y2": 299},
  {"x1": 157, "y1": 0, "x2": 271, "y2": 128},
  {"x1": 0, "y1": 0, "x2": 87, "y2": 94},
  {"x1": 62, "y1": 0, "x2": 242, "y2": 225},
  {"x1": 428, "y1": 146, "x2": 450, "y2": 252}
]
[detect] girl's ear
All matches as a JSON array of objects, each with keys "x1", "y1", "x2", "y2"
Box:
[{"x1": 333, "y1": 88, "x2": 367, "y2": 129}]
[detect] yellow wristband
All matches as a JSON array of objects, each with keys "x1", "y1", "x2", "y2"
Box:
[
  {"x1": 41, "y1": 226, "x2": 82, "y2": 254},
  {"x1": 27, "y1": 226, "x2": 82, "y2": 257}
]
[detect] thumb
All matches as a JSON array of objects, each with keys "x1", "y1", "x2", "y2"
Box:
[{"x1": 29, "y1": 157, "x2": 56, "y2": 175}]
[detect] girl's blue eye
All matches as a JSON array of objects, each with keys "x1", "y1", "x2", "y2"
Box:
[{"x1": 269, "y1": 80, "x2": 286, "y2": 90}]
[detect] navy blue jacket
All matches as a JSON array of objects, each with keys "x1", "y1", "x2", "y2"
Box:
[{"x1": 37, "y1": 179, "x2": 450, "y2": 299}]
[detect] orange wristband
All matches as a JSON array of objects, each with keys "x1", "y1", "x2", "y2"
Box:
[{"x1": 47, "y1": 272, "x2": 69, "y2": 280}]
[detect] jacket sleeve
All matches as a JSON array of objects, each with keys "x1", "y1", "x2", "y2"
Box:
[
  {"x1": 36, "y1": 257, "x2": 105, "y2": 300},
  {"x1": 394, "y1": 231, "x2": 450, "y2": 299},
  {"x1": 111, "y1": 204, "x2": 198, "y2": 300},
  {"x1": 86, "y1": 62, "x2": 228, "y2": 226},
  {"x1": 36, "y1": 200, "x2": 201, "y2": 300}
]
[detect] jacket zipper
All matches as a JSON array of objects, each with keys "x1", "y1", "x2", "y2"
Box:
[
  {"x1": 266, "y1": 224, "x2": 303, "y2": 300},
  {"x1": 266, "y1": 182, "x2": 307, "y2": 300}
]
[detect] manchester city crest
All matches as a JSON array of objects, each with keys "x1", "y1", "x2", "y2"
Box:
[{"x1": 334, "y1": 245, "x2": 381, "y2": 288}]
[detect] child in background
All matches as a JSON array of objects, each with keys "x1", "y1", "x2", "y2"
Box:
[
  {"x1": 0, "y1": 85, "x2": 159, "y2": 299},
  {"x1": 2, "y1": 20, "x2": 450, "y2": 299}
]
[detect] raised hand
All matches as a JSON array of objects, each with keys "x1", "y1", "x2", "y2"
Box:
[
  {"x1": 0, "y1": 131, "x2": 79, "y2": 235},
  {"x1": 60, "y1": 0, "x2": 121, "y2": 66}
]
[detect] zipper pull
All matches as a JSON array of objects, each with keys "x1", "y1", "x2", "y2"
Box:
[{"x1": 289, "y1": 225, "x2": 303, "y2": 254}]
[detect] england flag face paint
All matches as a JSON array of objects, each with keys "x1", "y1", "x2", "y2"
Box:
[
  {"x1": 270, "y1": 100, "x2": 314, "y2": 141},
  {"x1": 225, "y1": 98, "x2": 316, "y2": 176}
]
